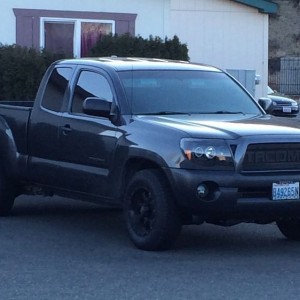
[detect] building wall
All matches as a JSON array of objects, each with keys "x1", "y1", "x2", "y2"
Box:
[
  {"x1": 169, "y1": 0, "x2": 269, "y2": 98},
  {"x1": 0, "y1": 0, "x2": 268, "y2": 98},
  {"x1": 0, "y1": 0, "x2": 169, "y2": 46}
]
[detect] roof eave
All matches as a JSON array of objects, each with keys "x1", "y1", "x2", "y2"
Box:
[{"x1": 233, "y1": 0, "x2": 278, "y2": 14}]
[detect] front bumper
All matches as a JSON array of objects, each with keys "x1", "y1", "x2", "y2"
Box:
[
  {"x1": 167, "y1": 168, "x2": 300, "y2": 220},
  {"x1": 271, "y1": 106, "x2": 299, "y2": 116}
]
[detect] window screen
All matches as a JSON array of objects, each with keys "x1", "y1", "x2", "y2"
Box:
[{"x1": 44, "y1": 22, "x2": 74, "y2": 56}]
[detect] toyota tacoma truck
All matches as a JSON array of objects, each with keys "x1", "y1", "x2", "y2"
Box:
[{"x1": 1, "y1": 57, "x2": 300, "y2": 251}]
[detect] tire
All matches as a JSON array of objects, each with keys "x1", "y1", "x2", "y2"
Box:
[
  {"x1": 277, "y1": 218, "x2": 300, "y2": 240},
  {"x1": 124, "y1": 169, "x2": 181, "y2": 251},
  {"x1": 0, "y1": 172, "x2": 15, "y2": 216}
]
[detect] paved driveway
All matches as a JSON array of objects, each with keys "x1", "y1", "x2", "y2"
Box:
[{"x1": 1, "y1": 195, "x2": 300, "y2": 300}]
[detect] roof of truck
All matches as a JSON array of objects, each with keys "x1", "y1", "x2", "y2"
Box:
[{"x1": 56, "y1": 57, "x2": 222, "y2": 72}]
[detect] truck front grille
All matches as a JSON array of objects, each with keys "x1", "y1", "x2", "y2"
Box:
[
  {"x1": 238, "y1": 187, "x2": 271, "y2": 199},
  {"x1": 242, "y1": 143, "x2": 300, "y2": 172}
]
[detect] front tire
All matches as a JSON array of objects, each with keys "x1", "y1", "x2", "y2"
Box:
[
  {"x1": 277, "y1": 218, "x2": 300, "y2": 240},
  {"x1": 0, "y1": 172, "x2": 15, "y2": 216},
  {"x1": 124, "y1": 169, "x2": 181, "y2": 251}
]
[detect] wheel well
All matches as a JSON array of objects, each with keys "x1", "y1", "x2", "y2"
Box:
[
  {"x1": 121, "y1": 158, "x2": 168, "y2": 197},
  {"x1": 121, "y1": 158, "x2": 190, "y2": 225}
]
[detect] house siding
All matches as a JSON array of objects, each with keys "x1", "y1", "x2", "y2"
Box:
[
  {"x1": 2, "y1": 0, "x2": 168, "y2": 46},
  {"x1": 169, "y1": 0, "x2": 269, "y2": 98}
]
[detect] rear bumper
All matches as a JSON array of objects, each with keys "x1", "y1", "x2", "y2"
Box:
[{"x1": 167, "y1": 168, "x2": 300, "y2": 220}]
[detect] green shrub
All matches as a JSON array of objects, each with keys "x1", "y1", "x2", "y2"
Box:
[
  {"x1": 0, "y1": 44, "x2": 66, "y2": 100},
  {"x1": 0, "y1": 35, "x2": 189, "y2": 100},
  {"x1": 89, "y1": 34, "x2": 189, "y2": 61}
]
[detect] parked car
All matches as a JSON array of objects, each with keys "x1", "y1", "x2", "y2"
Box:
[{"x1": 266, "y1": 86, "x2": 299, "y2": 117}]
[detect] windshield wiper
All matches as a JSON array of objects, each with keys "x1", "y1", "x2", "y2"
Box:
[
  {"x1": 140, "y1": 111, "x2": 191, "y2": 115},
  {"x1": 196, "y1": 111, "x2": 246, "y2": 115},
  {"x1": 214, "y1": 111, "x2": 246, "y2": 114},
  {"x1": 139, "y1": 111, "x2": 248, "y2": 115}
]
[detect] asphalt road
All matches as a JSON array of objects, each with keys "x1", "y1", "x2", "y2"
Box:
[{"x1": 1, "y1": 195, "x2": 300, "y2": 300}]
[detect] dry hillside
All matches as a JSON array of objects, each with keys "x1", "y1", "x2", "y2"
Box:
[{"x1": 269, "y1": 0, "x2": 300, "y2": 58}]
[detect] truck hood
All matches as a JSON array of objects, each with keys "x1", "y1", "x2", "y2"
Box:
[{"x1": 135, "y1": 114, "x2": 300, "y2": 139}]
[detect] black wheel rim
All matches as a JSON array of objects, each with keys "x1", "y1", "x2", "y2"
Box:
[{"x1": 128, "y1": 187, "x2": 155, "y2": 237}]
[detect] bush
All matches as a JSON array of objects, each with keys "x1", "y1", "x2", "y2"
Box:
[
  {"x1": 89, "y1": 34, "x2": 189, "y2": 61},
  {"x1": 0, "y1": 35, "x2": 189, "y2": 100},
  {"x1": 0, "y1": 45, "x2": 66, "y2": 100}
]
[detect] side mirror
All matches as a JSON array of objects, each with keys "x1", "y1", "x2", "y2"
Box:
[
  {"x1": 258, "y1": 97, "x2": 272, "y2": 113},
  {"x1": 82, "y1": 97, "x2": 112, "y2": 118}
]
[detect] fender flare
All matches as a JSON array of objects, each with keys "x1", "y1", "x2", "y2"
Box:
[
  {"x1": 0, "y1": 116, "x2": 19, "y2": 178},
  {"x1": 109, "y1": 146, "x2": 171, "y2": 200}
]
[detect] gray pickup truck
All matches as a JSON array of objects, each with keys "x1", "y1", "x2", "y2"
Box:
[{"x1": 1, "y1": 57, "x2": 300, "y2": 250}]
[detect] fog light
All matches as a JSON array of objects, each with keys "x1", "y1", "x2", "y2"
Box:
[{"x1": 197, "y1": 184, "x2": 209, "y2": 198}]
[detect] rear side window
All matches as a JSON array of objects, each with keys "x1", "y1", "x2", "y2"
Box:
[
  {"x1": 71, "y1": 70, "x2": 113, "y2": 114},
  {"x1": 41, "y1": 67, "x2": 73, "y2": 112}
]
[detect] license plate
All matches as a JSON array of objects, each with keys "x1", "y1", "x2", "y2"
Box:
[
  {"x1": 283, "y1": 106, "x2": 292, "y2": 113},
  {"x1": 272, "y1": 182, "x2": 299, "y2": 200}
]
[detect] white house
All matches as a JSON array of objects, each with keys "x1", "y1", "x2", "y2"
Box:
[{"x1": 0, "y1": 0, "x2": 277, "y2": 98}]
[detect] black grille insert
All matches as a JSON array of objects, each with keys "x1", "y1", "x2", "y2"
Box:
[
  {"x1": 243, "y1": 143, "x2": 300, "y2": 172},
  {"x1": 239, "y1": 187, "x2": 271, "y2": 199}
]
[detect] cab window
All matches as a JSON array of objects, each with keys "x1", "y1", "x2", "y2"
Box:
[
  {"x1": 41, "y1": 67, "x2": 72, "y2": 112},
  {"x1": 71, "y1": 70, "x2": 113, "y2": 114}
]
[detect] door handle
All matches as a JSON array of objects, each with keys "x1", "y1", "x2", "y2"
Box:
[{"x1": 60, "y1": 124, "x2": 72, "y2": 135}]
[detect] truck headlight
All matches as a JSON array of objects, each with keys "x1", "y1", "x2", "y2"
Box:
[{"x1": 180, "y1": 138, "x2": 234, "y2": 170}]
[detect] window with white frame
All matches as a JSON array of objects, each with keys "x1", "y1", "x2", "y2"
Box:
[{"x1": 40, "y1": 18, "x2": 115, "y2": 57}]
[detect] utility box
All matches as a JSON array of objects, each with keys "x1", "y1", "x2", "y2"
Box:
[{"x1": 226, "y1": 69, "x2": 256, "y2": 97}]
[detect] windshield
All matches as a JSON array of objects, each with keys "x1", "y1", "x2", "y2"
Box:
[
  {"x1": 118, "y1": 70, "x2": 262, "y2": 115},
  {"x1": 267, "y1": 86, "x2": 274, "y2": 95}
]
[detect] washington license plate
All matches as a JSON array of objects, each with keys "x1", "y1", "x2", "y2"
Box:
[
  {"x1": 272, "y1": 182, "x2": 299, "y2": 200},
  {"x1": 283, "y1": 107, "x2": 292, "y2": 113}
]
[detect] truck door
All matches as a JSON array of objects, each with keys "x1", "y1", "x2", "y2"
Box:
[
  {"x1": 58, "y1": 68, "x2": 119, "y2": 198},
  {"x1": 28, "y1": 66, "x2": 74, "y2": 187}
]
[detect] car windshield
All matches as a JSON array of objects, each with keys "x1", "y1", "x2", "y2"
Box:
[
  {"x1": 118, "y1": 70, "x2": 262, "y2": 115},
  {"x1": 267, "y1": 86, "x2": 275, "y2": 94}
]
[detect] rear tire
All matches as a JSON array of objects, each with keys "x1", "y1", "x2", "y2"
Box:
[
  {"x1": 124, "y1": 169, "x2": 181, "y2": 251},
  {"x1": 277, "y1": 218, "x2": 300, "y2": 240},
  {"x1": 0, "y1": 172, "x2": 15, "y2": 216}
]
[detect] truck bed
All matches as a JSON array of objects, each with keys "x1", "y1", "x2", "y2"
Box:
[{"x1": 0, "y1": 101, "x2": 33, "y2": 155}]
